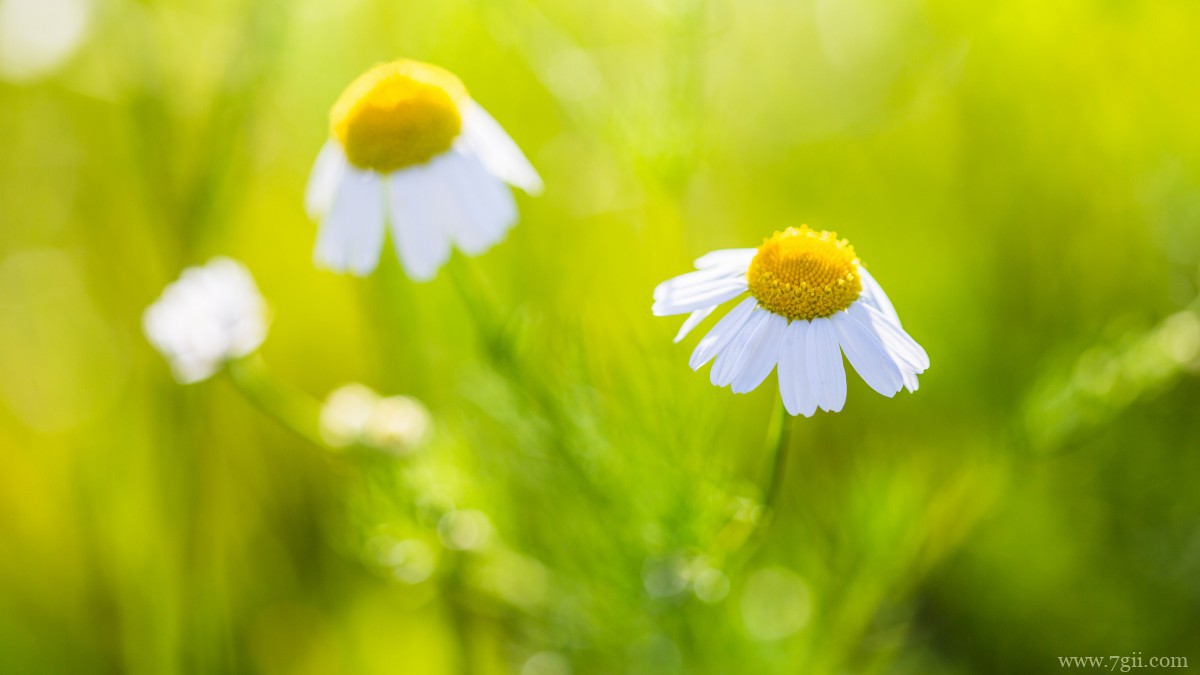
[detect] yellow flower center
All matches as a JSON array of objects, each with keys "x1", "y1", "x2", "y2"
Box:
[
  {"x1": 747, "y1": 226, "x2": 863, "y2": 321},
  {"x1": 329, "y1": 60, "x2": 468, "y2": 173}
]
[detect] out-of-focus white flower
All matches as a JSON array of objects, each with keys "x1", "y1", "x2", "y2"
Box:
[
  {"x1": 319, "y1": 383, "x2": 379, "y2": 446},
  {"x1": 320, "y1": 383, "x2": 431, "y2": 454},
  {"x1": 0, "y1": 0, "x2": 91, "y2": 82},
  {"x1": 305, "y1": 59, "x2": 542, "y2": 281},
  {"x1": 143, "y1": 257, "x2": 268, "y2": 384},
  {"x1": 653, "y1": 226, "x2": 929, "y2": 416}
]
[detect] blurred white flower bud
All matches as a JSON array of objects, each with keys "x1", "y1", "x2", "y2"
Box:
[
  {"x1": 319, "y1": 384, "x2": 380, "y2": 447},
  {"x1": 319, "y1": 385, "x2": 431, "y2": 453},
  {"x1": 0, "y1": 0, "x2": 91, "y2": 82},
  {"x1": 366, "y1": 395, "x2": 431, "y2": 454},
  {"x1": 142, "y1": 257, "x2": 268, "y2": 384}
]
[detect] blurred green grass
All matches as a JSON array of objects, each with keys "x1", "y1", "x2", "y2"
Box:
[{"x1": 2, "y1": 0, "x2": 1200, "y2": 673}]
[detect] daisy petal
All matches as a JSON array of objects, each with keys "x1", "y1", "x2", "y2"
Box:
[
  {"x1": 461, "y1": 102, "x2": 543, "y2": 195},
  {"x1": 429, "y1": 147, "x2": 517, "y2": 255},
  {"x1": 305, "y1": 141, "x2": 347, "y2": 220},
  {"x1": 848, "y1": 301, "x2": 929, "y2": 372},
  {"x1": 654, "y1": 265, "x2": 746, "y2": 301},
  {"x1": 694, "y1": 248, "x2": 757, "y2": 271},
  {"x1": 674, "y1": 306, "x2": 716, "y2": 343},
  {"x1": 731, "y1": 312, "x2": 787, "y2": 394},
  {"x1": 778, "y1": 320, "x2": 818, "y2": 417},
  {"x1": 857, "y1": 266, "x2": 901, "y2": 327},
  {"x1": 689, "y1": 297, "x2": 758, "y2": 369},
  {"x1": 652, "y1": 279, "x2": 748, "y2": 316},
  {"x1": 408, "y1": 152, "x2": 488, "y2": 256},
  {"x1": 712, "y1": 308, "x2": 770, "y2": 388},
  {"x1": 315, "y1": 168, "x2": 385, "y2": 275},
  {"x1": 389, "y1": 169, "x2": 452, "y2": 281},
  {"x1": 832, "y1": 311, "x2": 904, "y2": 397},
  {"x1": 806, "y1": 317, "x2": 846, "y2": 412}
]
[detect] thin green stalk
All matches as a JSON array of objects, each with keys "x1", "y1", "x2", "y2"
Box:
[
  {"x1": 710, "y1": 396, "x2": 795, "y2": 565},
  {"x1": 448, "y1": 585, "x2": 478, "y2": 675},
  {"x1": 444, "y1": 258, "x2": 613, "y2": 507},
  {"x1": 760, "y1": 397, "x2": 794, "y2": 519},
  {"x1": 225, "y1": 355, "x2": 326, "y2": 449}
]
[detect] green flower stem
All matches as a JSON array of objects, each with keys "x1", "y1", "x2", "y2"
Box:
[
  {"x1": 225, "y1": 354, "x2": 327, "y2": 449},
  {"x1": 710, "y1": 396, "x2": 795, "y2": 564},
  {"x1": 760, "y1": 397, "x2": 795, "y2": 520}
]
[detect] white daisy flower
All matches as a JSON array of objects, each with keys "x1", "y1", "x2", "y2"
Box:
[
  {"x1": 305, "y1": 59, "x2": 543, "y2": 281},
  {"x1": 653, "y1": 227, "x2": 929, "y2": 416},
  {"x1": 143, "y1": 257, "x2": 269, "y2": 384}
]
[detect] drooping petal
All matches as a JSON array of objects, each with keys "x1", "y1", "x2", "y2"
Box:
[
  {"x1": 694, "y1": 248, "x2": 757, "y2": 271},
  {"x1": 653, "y1": 265, "x2": 746, "y2": 301},
  {"x1": 388, "y1": 169, "x2": 452, "y2": 281},
  {"x1": 856, "y1": 265, "x2": 901, "y2": 327},
  {"x1": 806, "y1": 317, "x2": 847, "y2": 412},
  {"x1": 778, "y1": 320, "x2": 818, "y2": 417},
  {"x1": 731, "y1": 312, "x2": 787, "y2": 394},
  {"x1": 832, "y1": 310, "x2": 904, "y2": 397},
  {"x1": 305, "y1": 141, "x2": 347, "y2": 220},
  {"x1": 847, "y1": 301, "x2": 927, "y2": 393},
  {"x1": 652, "y1": 278, "x2": 748, "y2": 316},
  {"x1": 711, "y1": 308, "x2": 770, "y2": 388},
  {"x1": 448, "y1": 144, "x2": 518, "y2": 247},
  {"x1": 460, "y1": 101, "x2": 543, "y2": 195},
  {"x1": 674, "y1": 306, "x2": 716, "y2": 343},
  {"x1": 315, "y1": 168, "x2": 386, "y2": 275},
  {"x1": 689, "y1": 297, "x2": 758, "y2": 370},
  {"x1": 847, "y1": 301, "x2": 929, "y2": 372},
  {"x1": 406, "y1": 151, "x2": 490, "y2": 256}
]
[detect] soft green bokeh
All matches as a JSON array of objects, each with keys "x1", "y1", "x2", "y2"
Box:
[{"x1": 2, "y1": 0, "x2": 1199, "y2": 673}]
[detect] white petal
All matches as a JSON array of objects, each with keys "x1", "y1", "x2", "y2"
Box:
[
  {"x1": 690, "y1": 297, "x2": 758, "y2": 369},
  {"x1": 652, "y1": 279, "x2": 748, "y2": 316},
  {"x1": 305, "y1": 141, "x2": 347, "y2": 220},
  {"x1": 847, "y1": 301, "x2": 929, "y2": 372},
  {"x1": 832, "y1": 311, "x2": 904, "y2": 397},
  {"x1": 448, "y1": 144, "x2": 518, "y2": 249},
  {"x1": 857, "y1": 265, "x2": 901, "y2": 327},
  {"x1": 694, "y1": 248, "x2": 757, "y2": 271},
  {"x1": 314, "y1": 169, "x2": 385, "y2": 275},
  {"x1": 461, "y1": 101, "x2": 543, "y2": 195},
  {"x1": 388, "y1": 169, "x2": 452, "y2": 281},
  {"x1": 674, "y1": 306, "x2": 715, "y2": 343},
  {"x1": 806, "y1": 317, "x2": 846, "y2": 412},
  {"x1": 410, "y1": 151, "x2": 490, "y2": 256},
  {"x1": 654, "y1": 265, "x2": 746, "y2": 301},
  {"x1": 731, "y1": 312, "x2": 787, "y2": 394},
  {"x1": 711, "y1": 308, "x2": 770, "y2": 388},
  {"x1": 778, "y1": 320, "x2": 818, "y2": 417}
]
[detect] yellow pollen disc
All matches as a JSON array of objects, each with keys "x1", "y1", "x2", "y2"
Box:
[
  {"x1": 747, "y1": 226, "x2": 863, "y2": 321},
  {"x1": 330, "y1": 60, "x2": 469, "y2": 173}
]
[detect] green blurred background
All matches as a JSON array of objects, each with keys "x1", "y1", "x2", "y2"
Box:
[{"x1": 3, "y1": 0, "x2": 1200, "y2": 672}]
